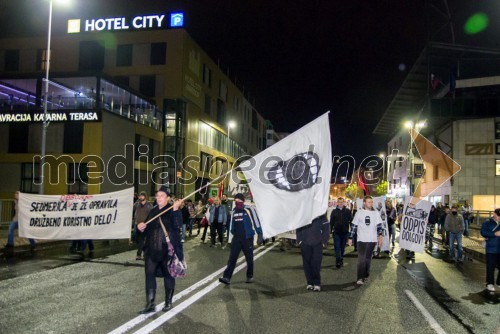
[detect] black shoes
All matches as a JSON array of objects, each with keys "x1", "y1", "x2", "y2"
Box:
[
  {"x1": 246, "y1": 277, "x2": 254, "y2": 283},
  {"x1": 219, "y1": 277, "x2": 230, "y2": 285},
  {"x1": 162, "y1": 289, "x2": 174, "y2": 312},
  {"x1": 139, "y1": 289, "x2": 156, "y2": 314}
]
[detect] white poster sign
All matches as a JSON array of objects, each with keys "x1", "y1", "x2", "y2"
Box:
[
  {"x1": 398, "y1": 198, "x2": 432, "y2": 253},
  {"x1": 18, "y1": 188, "x2": 133, "y2": 240}
]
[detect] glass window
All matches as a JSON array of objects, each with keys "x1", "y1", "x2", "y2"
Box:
[
  {"x1": 496, "y1": 159, "x2": 500, "y2": 176},
  {"x1": 150, "y1": 43, "x2": 167, "y2": 65},
  {"x1": 204, "y1": 95, "x2": 211, "y2": 115},
  {"x1": 63, "y1": 123, "x2": 83, "y2": 153},
  {"x1": 79, "y1": 41, "x2": 104, "y2": 71},
  {"x1": 68, "y1": 163, "x2": 89, "y2": 194},
  {"x1": 117, "y1": 44, "x2": 133, "y2": 67},
  {"x1": 139, "y1": 75, "x2": 156, "y2": 97},
  {"x1": 200, "y1": 151, "x2": 213, "y2": 173},
  {"x1": 21, "y1": 163, "x2": 40, "y2": 194}
]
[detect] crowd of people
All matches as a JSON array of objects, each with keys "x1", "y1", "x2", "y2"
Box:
[{"x1": 2, "y1": 188, "x2": 498, "y2": 310}]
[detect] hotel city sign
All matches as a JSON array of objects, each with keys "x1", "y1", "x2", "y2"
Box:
[{"x1": 67, "y1": 12, "x2": 184, "y2": 34}]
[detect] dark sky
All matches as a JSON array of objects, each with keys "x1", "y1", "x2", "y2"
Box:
[{"x1": 1, "y1": 0, "x2": 499, "y2": 162}]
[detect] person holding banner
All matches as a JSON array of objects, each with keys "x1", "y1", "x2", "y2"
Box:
[
  {"x1": 348, "y1": 196, "x2": 383, "y2": 285},
  {"x1": 137, "y1": 186, "x2": 184, "y2": 313},
  {"x1": 219, "y1": 193, "x2": 263, "y2": 285},
  {"x1": 5, "y1": 191, "x2": 36, "y2": 250}
]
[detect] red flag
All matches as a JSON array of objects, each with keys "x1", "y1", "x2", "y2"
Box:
[
  {"x1": 217, "y1": 179, "x2": 224, "y2": 198},
  {"x1": 358, "y1": 171, "x2": 369, "y2": 196}
]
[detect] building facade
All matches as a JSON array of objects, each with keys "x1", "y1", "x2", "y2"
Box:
[{"x1": 0, "y1": 18, "x2": 268, "y2": 198}]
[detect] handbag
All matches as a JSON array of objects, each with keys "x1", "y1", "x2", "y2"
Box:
[{"x1": 159, "y1": 217, "x2": 187, "y2": 278}]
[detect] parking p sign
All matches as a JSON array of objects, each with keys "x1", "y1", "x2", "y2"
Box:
[{"x1": 170, "y1": 13, "x2": 184, "y2": 27}]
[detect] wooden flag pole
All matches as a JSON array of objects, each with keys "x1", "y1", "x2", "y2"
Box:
[{"x1": 143, "y1": 167, "x2": 236, "y2": 225}]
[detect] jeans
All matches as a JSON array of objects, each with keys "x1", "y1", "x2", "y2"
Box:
[
  {"x1": 388, "y1": 224, "x2": 396, "y2": 245},
  {"x1": 7, "y1": 221, "x2": 36, "y2": 247},
  {"x1": 182, "y1": 224, "x2": 187, "y2": 240},
  {"x1": 223, "y1": 237, "x2": 254, "y2": 280},
  {"x1": 79, "y1": 240, "x2": 94, "y2": 252},
  {"x1": 301, "y1": 242, "x2": 323, "y2": 285},
  {"x1": 485, "y1": 253, "x2": 500, "y2": 285},
  {"x1": 333, "y1": 232, "x2": 349, "y2": 264},
  {"x1": 463, "y1": 218, "x2": 471, "y2": 236},
  {"x1": 449, "y1": 232, "x2": 463, "y2": 261},
  {"x1": 356, "y1": 242, "x2": 376, "y2": 280}
]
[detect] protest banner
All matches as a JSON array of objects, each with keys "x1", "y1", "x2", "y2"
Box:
[
  {"x1": 18, "y1": 188, "x2": 133, "y2": 240},
  {"x1": 398, "y1": 198, "x2": 432, "y2": 253}
]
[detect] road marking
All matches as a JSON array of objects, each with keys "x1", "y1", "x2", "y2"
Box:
[
  {"x1": 108, "y1": 245, "x2": 266, "y2": 334},
  {"x1": 133, "y1": 243, "x2": 278, "y2": 334},
  {"x1": 405, "y1": 290, "x2": 447, "y2": 334}
]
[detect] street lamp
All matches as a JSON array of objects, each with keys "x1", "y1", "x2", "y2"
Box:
[
  {"x1": 40, "y1": 0, "x2": 69, "y2": 194},
  {"x1": 227, "y1": 121, "x2": 236, "y2": 156},
  {"x1": 379, "y1": 153, "x2": 385, "y2": 181}
]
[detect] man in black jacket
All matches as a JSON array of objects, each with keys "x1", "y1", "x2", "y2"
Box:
[
  {"x1": 330, "y1": 197, "x2": 352, "y2": 268},
  {"x1": 297, "y1": 214, "x2": 330, "y2": 291}
]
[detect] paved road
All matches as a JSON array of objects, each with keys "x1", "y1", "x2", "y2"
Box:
[{"x1": 0, "y1": 237, "x2": 498, "y2": 334}]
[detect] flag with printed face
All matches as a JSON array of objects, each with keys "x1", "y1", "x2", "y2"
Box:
[{"x1": 240, "y1": 113, "x2": 332, "y2": 239}]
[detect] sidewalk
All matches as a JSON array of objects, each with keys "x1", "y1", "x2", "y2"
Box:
[{"x1": 432, "y1": 225, "x2": 486, "y2": 263}]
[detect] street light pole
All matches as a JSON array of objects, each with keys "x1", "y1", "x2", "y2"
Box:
[
  {"x1": 379, "y1": 153, "x2": 385, "y2": 182},
  {"x1": 39, "y1": 0, "x2": 53, "y2": 194}
]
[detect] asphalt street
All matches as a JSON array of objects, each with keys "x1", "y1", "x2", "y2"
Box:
[{"x1": 0, "y1": 237, "x2": 498, "y2": 334}]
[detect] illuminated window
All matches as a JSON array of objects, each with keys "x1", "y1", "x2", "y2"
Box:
[
  {"x1": 21, "y1": 163, "x2": 40, "y2": 194},
  {"x1": 496, "y1": 159, "x2": 500, "y2": 176}
]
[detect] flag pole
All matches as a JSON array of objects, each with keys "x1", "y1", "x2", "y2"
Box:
[{"x1": 144, "y1": 167, "x2": 236, "y2": 225}]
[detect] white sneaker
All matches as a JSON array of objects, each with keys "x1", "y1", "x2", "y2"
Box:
[
  {"x1": 486, "y1": 284, "x2": 495, "y2": 292},
  {"x1": 181, "y1": 239, "x2": 185, "y2": 243},
  {"x1": 313, "y1": 285, "x2": 321, "y2": 292},
  {"x1": 306, "y1": 285, "x2": 314, "y2": 290},
  {"x1": 356, "y1": 279, "x2": 364, "y2": 285}
]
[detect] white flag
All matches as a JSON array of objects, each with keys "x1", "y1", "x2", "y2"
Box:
[{"x1": 241, "y1": 113, "x2": 332, "y2": 239}]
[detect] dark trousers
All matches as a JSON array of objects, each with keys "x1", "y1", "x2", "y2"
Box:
[
  {"x1": 210, "y1": 223, "x2": 225, "y2": 245},
  {"x1": 486, "y1": 252, "x2": 500, "y2": 285},
  {"x1": 300, "y1": 242, "x2": 323, "y2": 286},
  {"x1": 333, "y1": 232, "x2": 349, "y2": 264},
  {"x1": 136, "y1": 231, "x2": 145, "y2": 257},
  {"x1": 80, "y1": 240, "x2": 94, "y2": 252},
  {"x1": 144, "y1": 256, "x2": 175, "y2": 290},
  {"x1": 357, "y1": 242, "x2": 376, "y2": 280},
  {"x1": 223, "y1": 237, "x2": 254, "y2": 279},
  {"x1": 201, "y1": 224, "x2": 209, "y2": 241}
]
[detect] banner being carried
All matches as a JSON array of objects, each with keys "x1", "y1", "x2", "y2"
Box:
[
  {"x1": 19, "y1": 188, "x2": 133, "y2": 240},
  {"x1": 240, "y1": 113, "x2": 332, "y2": 239},
  {"x1": 398, "y1": 198, "x2": 432, "y2": 253}
]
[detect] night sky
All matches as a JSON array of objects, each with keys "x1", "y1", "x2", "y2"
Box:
[{"x1": 1, "y1": 0, "x2": 499, "y2": 162}]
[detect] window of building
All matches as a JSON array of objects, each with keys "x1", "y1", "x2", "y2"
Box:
[
  {"x1": 200, "y1": 151, "x2": 213, "y2": 174},
  {"x1": 267, "y1": 133, "x2": 272, "y2": 140},
  {"x1": 139, "y1": 75, "x2": 156, "y2": 97},
  {"x1": 8, "y1": 124, "x2": 29, "y2": 153},
  {"x1": 79, "y1": 41, "x2": 105, "y2": 71},
  {"x1": 150, "y1": 42, "x2": 167, "y2": 65},
  {"x1": 433, "y1": 165, "x2": 439, "y2": 181},
  {"x1": 68, "y1": 163, "x2": 89, "y2": 194},
  {"x1": 21, "y1": 163, "x2": 40, "y2": 193},
  {"x1": 204, "y1": 95, "x2": 211, "y2": 115},
  {"x1": 116, "y1": 44, "x2": 133, "y2": 66},
  {"x1": 219, "y1": 81, "x2": 228, "y2": 102},
  {"x1": 217, "y1": 99, "x2": 225, "y2": 125},
  {"x1": 5, "y1": 50, "x2": 19, "y2": 71},
  {"x1": 252, "y1": 109, "x2": 257, "y2": 129},
  {"x1": 495, "y1": 122, "x2": 500, "y2": 140},
  {"x1": 496, "y1": 159, "x2": 500, "y2": 176},
  {"x1": 63, "y1": 123, "x2": 83, "y2": 153},
  {"x1": 203, "y1": 64, "x2": 211, "y2": 87}
]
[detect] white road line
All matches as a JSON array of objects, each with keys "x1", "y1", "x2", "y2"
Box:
[
  {"x1": 405, "y1": 290, "x2": 447, "y2": 334},
  {"x1": 108, "y1": 245, "x2": 265, "y2": 334},
  {"x1": 134, "y1": 243, "x2": 278, "y2": 334}
]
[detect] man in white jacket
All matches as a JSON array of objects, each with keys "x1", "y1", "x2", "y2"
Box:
[{"x1": 348, "y1": 196, "x2": 383, "y2": 285}]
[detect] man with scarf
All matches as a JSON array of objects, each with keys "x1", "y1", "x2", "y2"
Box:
[
  {"x1": 219, "y1": 193, "x2": 263, "y2": 284},
  {"x1": 137, "y1": 186, "x2": 184, "y2": 313}
]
